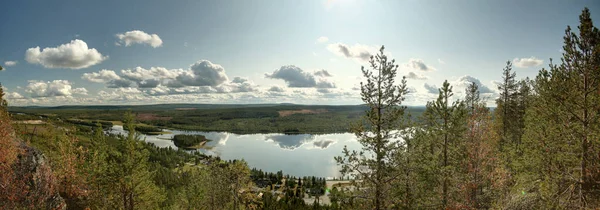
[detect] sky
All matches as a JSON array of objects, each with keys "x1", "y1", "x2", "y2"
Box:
[{"x1": 0, "y1": 0, "x2": 598, "y2": 106}]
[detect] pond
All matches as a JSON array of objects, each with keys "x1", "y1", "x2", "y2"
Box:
[{"x1": 109, "y1": 125, "x2": 364, "y2": 178}]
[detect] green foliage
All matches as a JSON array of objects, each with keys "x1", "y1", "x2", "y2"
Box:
[
  {"x1": 65, "y1": 119, "x2": 113, "y2": 129},
  {"x1": 172, "y1": 134, "x2": 209, "y2": 149},
  {"x1": 513, "y1": 7, "x2": 600, "y2": 209}
]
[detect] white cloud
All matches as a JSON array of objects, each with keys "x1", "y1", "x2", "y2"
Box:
[
  {"x1": 72, "y1": 87, "x2": 88, "y2": 95},
  {"x1": 172, "y1": 60, "x2": 229, "y2": 87},
  {"x1": 268, "y1": 85, "x2": 286, "y2": 92},
  {"x1": 25, "y1": 39, "x2": 107, "y2": 69},
  {"x1": 82, "y1": 69, "x2": 121, "y2": 83},
  {"x1": 231, "y1": 77, "x2": 248, "y2": 84},
  {"x1": 116, "y1": 30, "x2": 163, "y2": 48},
  {"x1": 513, "y1": 56, "x2": 543, "y2": 68},
  {"x1": 82, "y1": 60, "x2": 258, "y2": 96},
  {"x1": 405, "y1": 72, "x2": 428, "y2": 80},
  {"x1": 314, "y1": 69, "x2": 332, "y2": 77},
  {"x1": 121, "y1": 66, "x2": 185, "y2": 88},
  {"x1": 438, "y1": 58, "x2": 445, "y2": 64},
  {"x1": 25, "y1": 80, "x2": 86, "y2": 97},
  {"x1": 265, "y1": 65, "x2": 336, "y2": 88},
  {"x1": 4, "y1": 61, "x2": 17, "y2": 66},
  {"x1": 403, "y1": 58, "x2": 436, "y2": 72},
  {"x1": 450, "y1": 75, "x2": 495, "y2": 94},
  {"x1": 317, "y1": 36, "x2": 329, "y2": 43},
  {"x1": 326, "y1": 42, "x2": 377, "y2": 62},
  {"x1": 6, "y1": 92, "x2": 24, "y2": 99},
  {"x1": 423, "y1": 83, "x2": 438, "y2": 94}
]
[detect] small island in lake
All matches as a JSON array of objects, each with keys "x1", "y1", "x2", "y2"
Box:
[{"x1": 172, "y1": 134, "x2": 211, "y2": 150}]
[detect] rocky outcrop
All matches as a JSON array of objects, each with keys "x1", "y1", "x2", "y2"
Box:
[{"x1": 14, "y1": 142, "x2": 66, "y2": 210}]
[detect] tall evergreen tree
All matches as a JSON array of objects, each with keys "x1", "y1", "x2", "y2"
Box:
[
  {"x1": 517, "y1": 7, "x2": 600, "y2": 209},
  {"x1": 413, "y1": 81, "x2": 468, "y2": 208},
  {"x1": 552, "y1": 7, "x2": 600, "y2": 207},
  {"x1": 495, "y1": 61, "x2": 519, "y2": 153},
  {"x1": 465, "y1": 82, "x2": 480, "y2": 115},
  {"x1": 335, "y1": 46, "x2": 409, "y2": 210},
  {"x1": 110, "y1": 111, "x2": 165, "y2": 209}
]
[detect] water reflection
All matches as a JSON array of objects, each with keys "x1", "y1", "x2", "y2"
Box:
[
  {"x1": 312, "y1": 139, "x2": 336, "y2": 149},
  {"x1": 264, "y1": 134, "x2": 315, "y2": 150},
  {"x1": 108, "y1": 125, "x2": 362, "y2": 178}
]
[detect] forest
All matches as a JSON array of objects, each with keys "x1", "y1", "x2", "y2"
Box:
[
  {"x1": 172, "y1": 134, "x2": 211, "y2": 149},
  {"x1": 9, "y1": 104, "x2": 426, "y2": 134},
  {"x1": 0, "y1": 7, "x2": 599, "y2": 210}
]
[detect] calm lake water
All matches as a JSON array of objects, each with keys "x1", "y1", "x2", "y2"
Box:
[{"x1": 109, "y1": 125, "x2": 363, "y2": 178}]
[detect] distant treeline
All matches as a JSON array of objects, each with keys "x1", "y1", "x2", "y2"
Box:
[
  {"x1": 65, "y1": 119, "x2": 113, "y2": 129},
  {"x1": 123, "y1": 124, "x2": 162, "y2": 134},
  {"x1": 8, "y1": 105, "x2": 426, "y2": 134}
]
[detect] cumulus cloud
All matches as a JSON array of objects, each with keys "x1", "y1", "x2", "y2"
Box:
[
  {"x1": 107, "y1": 78, "x2": 135, "y2": 88},
  {"x1": 72, "y1": 87, "x2": 88, "y2": 95},
  {"x1": 25, "y1": 80, "x2": 87, "y2": 97},
  {"x1": 317, "y1": 36, "x2": 329, "y2": 43},
  {"x1": 451, "y1": 75, "x2": 495, "y2": 94},
  {"x1": 407, "y1": 86, "x2": 417, "y2": 95},
  {"x1": 405, "y1": 72, "x2": 428, "y2": 80},
  {"x1": 116, "y1": 30, "x2": 163, "y2": 48},
  {"x1": 83, "y1": 60, "x2": 258, "y2": 97},
  {"x1": 4, "y1": 61, "x2": 17, "y2": 66},
  {"x1": 403, "y1": 58, "x2": 436, "y2": 72},
  {"x1": 314, "y1": 69, "x2": 332, "y2": 77},
  {"x1": 265, "y1": 65, "x2": 336, "y2": 88},
  {"x1": 6, "y1": 92, "x2": 25, "y2": 99},
  {"x1": 268, "y1": 86, "x2": 285, "y2": 92},
  {"x1": 121, "y1": 67, "x2": 182, "y2": 82},
  {"x1": 326, "y1": 43, "x2": 377, "y2": 62},
  {"x1": 423, "y1": 83, "x2": 438, "y2": 94},
  {"x1": 173, "y1": 60, "x2": 229, "y2": 87},
  {"x1": 82, "y1": 69, "x2": 121, "y2": 83},
  {"x1": 25, "y1": 39, "x2": 107, "y2": 69},
  {"x1": 513, "y1": 56, "x2": 543, "y2": 68},
  {"x1": 231, "y1": 77, "x2": 248, "y2": 84},
  {"x1": 83, "y1": 60, "x2": 236, "y2": 91}
]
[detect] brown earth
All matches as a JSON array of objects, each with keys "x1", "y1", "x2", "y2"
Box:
[{"x1": 278, "y1": 109, "x2": 328, "y2": 117}]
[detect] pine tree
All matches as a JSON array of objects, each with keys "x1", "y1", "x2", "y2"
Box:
[
  {"x1": 110, "y1": 111, "x2": 165, "y2": 210},
  {"x1": 517, "y1": 7, "x2": 600, "y2": 208},
  {"x1": 418, "y1": 80, "x2": 468, "y2": 208},
  {"x1": 335, "y1": 46, "x2": 409, "y2": 210},
  {"x1": 462, "y1": 83, "x2": 503, "y2": 209},
  {"x1": 465, "y1": 82, "x2": 480, "y2": 115},
  {"x1": 495, "y1": 61, "x2": 519, "y2": 154}
]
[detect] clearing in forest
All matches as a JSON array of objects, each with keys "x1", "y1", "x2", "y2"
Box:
[{"x1": 278, "y1": 109, "x2": 328, "y2": 117}]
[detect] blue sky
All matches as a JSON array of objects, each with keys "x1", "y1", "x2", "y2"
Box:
[{"x1": 0, "y1": 0, "x2": 598, "y2": 106}]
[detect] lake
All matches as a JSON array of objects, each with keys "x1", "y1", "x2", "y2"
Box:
[{"x1": 109, "y1": 125, "x2": 363, "y2": 178}]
